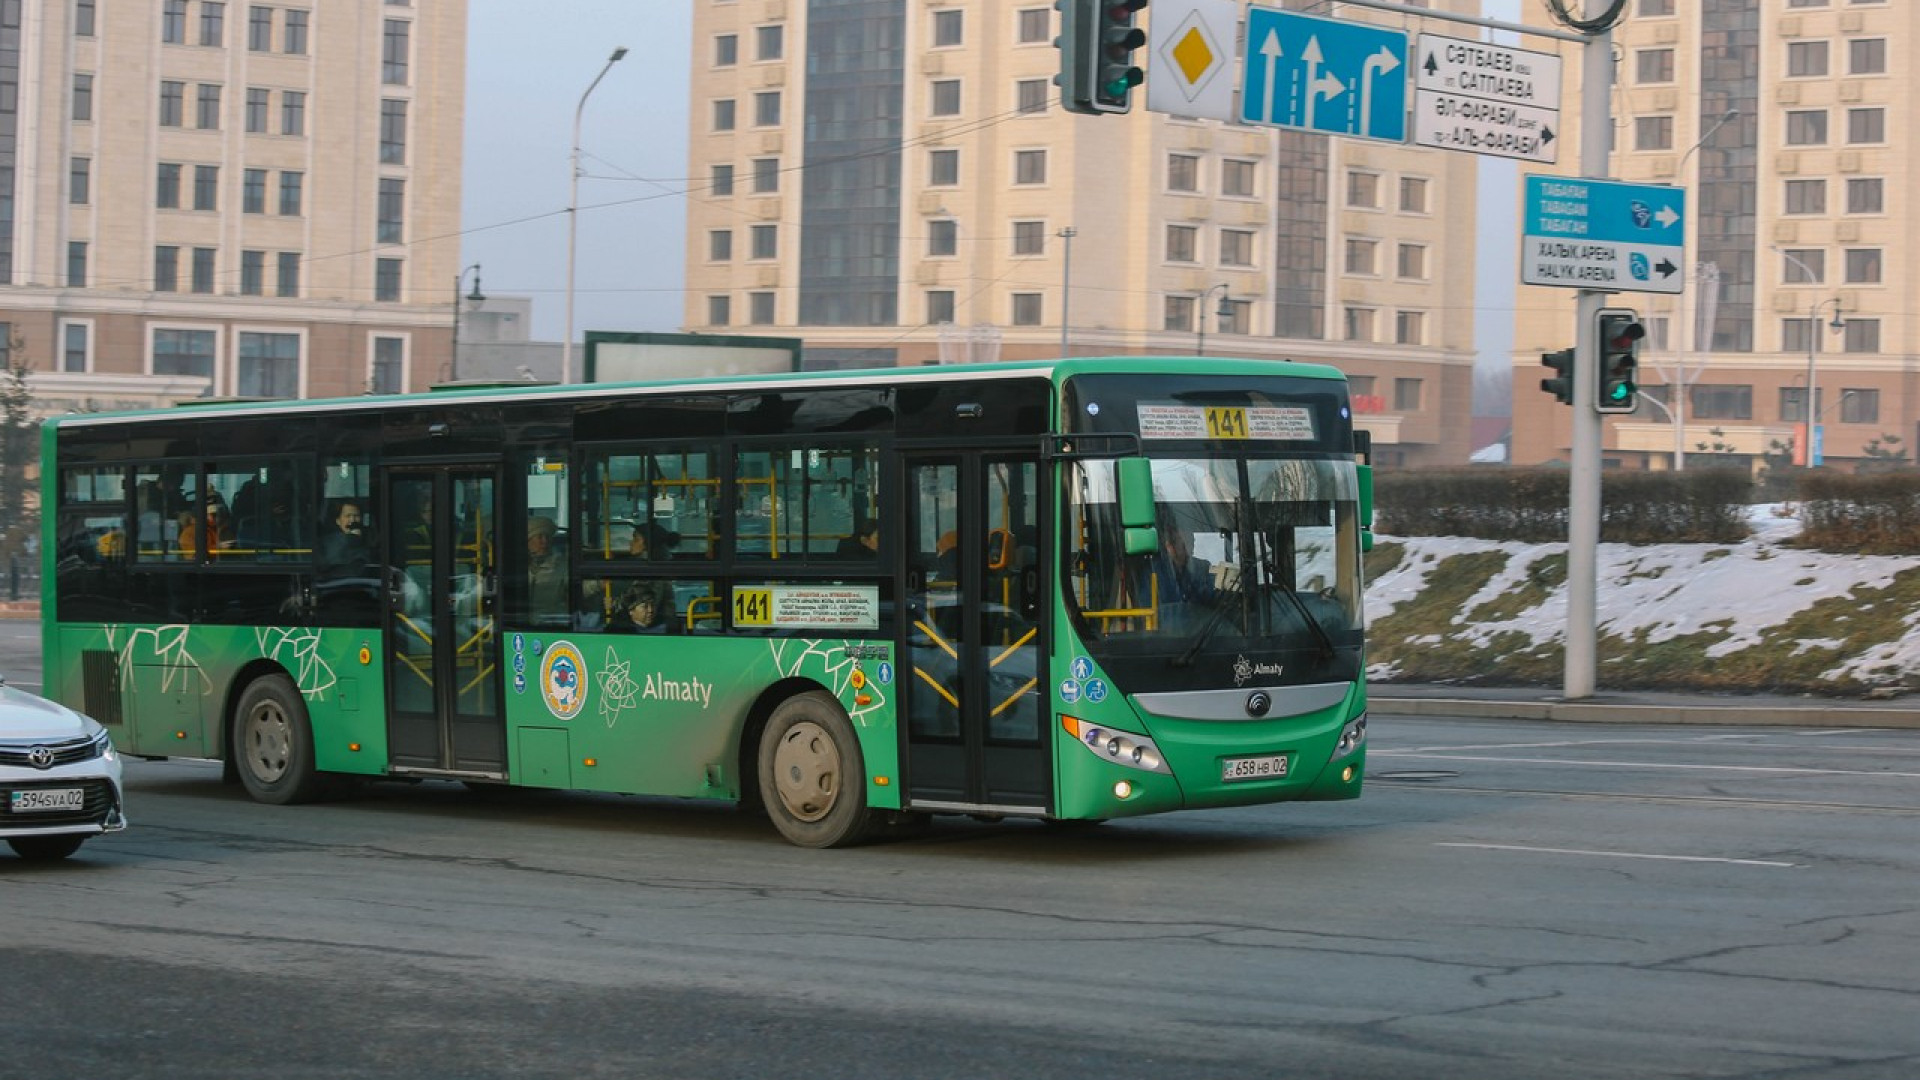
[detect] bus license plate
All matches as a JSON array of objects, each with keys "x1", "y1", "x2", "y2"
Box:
[
  {"x1": 10, "y1": 788, "x2": 85, "y2": 813},
  {"x1": 1222, "y1": 755, "x2": 1288, "y2": 782}
]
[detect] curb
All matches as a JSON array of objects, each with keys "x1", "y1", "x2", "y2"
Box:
[{"x1": 1372, "y1": 694, "x2": 1920, "y2": 729}]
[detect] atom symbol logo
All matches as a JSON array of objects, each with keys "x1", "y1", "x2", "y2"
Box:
[{"x1": 596, "y1": 646, "x2": 640, "y2": 727}]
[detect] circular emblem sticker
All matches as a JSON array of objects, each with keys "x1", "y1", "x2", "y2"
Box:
[{"x1": 540, "y1": 640, "x2": 588, "y2": 721}]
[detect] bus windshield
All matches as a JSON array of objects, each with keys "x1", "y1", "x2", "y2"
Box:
[{"x1": 1065, "y1": 454, "x2": 1364, "y2": 695}]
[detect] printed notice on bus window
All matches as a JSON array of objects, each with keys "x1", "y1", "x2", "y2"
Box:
[
  {"x1": 733, "y1": 584, "x2": 880, "y2": 631},
  {"x1": 1138, "y1": 405, "x2": 1316, "y2": 441}
]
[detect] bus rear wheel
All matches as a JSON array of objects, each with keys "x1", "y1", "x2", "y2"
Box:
[
  {"x1": 758, "y1": 691, "x2": 872, "y2": 848},
  {"x1": 233, "y1": 674, "x2": 326, "y2": 806}
]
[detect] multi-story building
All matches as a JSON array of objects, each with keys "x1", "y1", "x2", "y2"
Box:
[
  {"x1": 0, "y1": 0, "x2": 467, "y2": 410},
  {"x1": 1512, "y1": 0, "x2": 1915, "y2": 473},
  {"x1": 684, "y1": 0, "x2": 1483, "y2": 467}
]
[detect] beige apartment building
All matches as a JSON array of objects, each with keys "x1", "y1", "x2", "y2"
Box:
[
  {"x1": 0, "y1": 0, "x2": 467, "y2": 412},
  {"x1": 1512, "y1": 0, "x2": 1917, "y2": 473},
  {"x1": 684, "y1": 0, "x2": 1483, "y2": 467}
]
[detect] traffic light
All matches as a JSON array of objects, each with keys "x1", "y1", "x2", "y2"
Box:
[
  {"x1": 1540, "y1": 348, "x2": 1576, "y2": 405},
  {"x1": 1595, "y1": 308, "x2": 1645, "y2": 414},
  {"x1": 1055, "y1": 0, "x2": 1147, "y2": 115}
]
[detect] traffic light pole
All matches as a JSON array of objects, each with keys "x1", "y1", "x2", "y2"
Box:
[{"x1": 1565, "y1": 19, "x2": 1615, "y2": 701}]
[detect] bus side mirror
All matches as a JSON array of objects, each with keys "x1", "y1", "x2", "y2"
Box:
[
  {"x1": 1116, "y1": 457, "x2": 1157, "y2": 557},
  {"x1": 1357, "y1": 461, "x2": 1375, "y2": 554}
]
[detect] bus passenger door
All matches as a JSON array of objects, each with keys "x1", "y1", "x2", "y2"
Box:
[
  {"x1": 901, "y1": 453, "x2": 1048, "y2": 814},
  {"x1": 383, "y1": 468, "x2": 506, "y2": 776}
]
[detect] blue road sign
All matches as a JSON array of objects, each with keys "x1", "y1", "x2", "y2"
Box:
[
  {"x1": 1240, "y1": 7, "x2": 1409, "y2": 142},
  {"x1": 1522, "y1": 175, "x2": 1687, "y2": 294}
]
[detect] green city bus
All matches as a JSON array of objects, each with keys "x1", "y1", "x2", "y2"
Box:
[{"x1": 40, "y1": 357, "x2": 1372, "y2": 846}]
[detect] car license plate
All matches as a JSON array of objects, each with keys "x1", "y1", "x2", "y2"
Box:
[
  {"x1": 1222, "y1": 754, "x2": 1289, "y2": 782},
  {"x1": 10, "y1": 788, "x2": 85, "y2": 813}
]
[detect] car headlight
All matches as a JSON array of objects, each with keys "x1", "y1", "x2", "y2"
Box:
[
  {"x1": 1059, "y1": 715, "x2": 1172, "y2": 774},
  {"x1": 1331, "y1": 713, "x2": 1367, "y2": 760}
]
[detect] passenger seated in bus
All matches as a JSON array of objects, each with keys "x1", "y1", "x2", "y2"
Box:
[
  {"x1": 1152, "y1": 526, "x2": 1217, "y2": 604},
  {"x1": 526, "y1": 515, "x2": 568, "y2": 617},
  {"x1": 835, "y1": 521, "x2": 880, "y2": 558},
  {"x1": 316, "y1": 500, "x2": 370, "y2": 580},
  {"x1": 609, "y1": 581, "x2": 674, "y2": 633},
  {"x1": 626, "y1": 522, "x2": 678, "y2": 560}
]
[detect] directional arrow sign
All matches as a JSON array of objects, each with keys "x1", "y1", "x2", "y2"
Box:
[
  {"x1": 1412, "y1": 34, "x2": 1561, "y2": 163},
  {"x1": 1239, "y1": 6, "x2": 1409, "y2": 143},
  {"x1": 1521, "y1": 175, "x2": 1687, "y2": 294}
]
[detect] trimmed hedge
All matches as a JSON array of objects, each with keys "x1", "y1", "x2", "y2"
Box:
[
  {"x1": 1375, "y1": 468, "x2": 1750, "y2": 544},
  {"x1": 1798, "y1": 472, "x2": 1920, "y2": 554}
]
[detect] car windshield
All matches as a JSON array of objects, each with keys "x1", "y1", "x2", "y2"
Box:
[{"x1": 1064, "y1": 454, "x2": 1364, "y2": 694}]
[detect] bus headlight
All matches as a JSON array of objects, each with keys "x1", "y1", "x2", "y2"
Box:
[
  {"x1": 1331, "y1": 714, "x2": 1367, "y2": 760},
  {"x1": 1060, "y1": 715, "x2": 1172, "y2": 775}
]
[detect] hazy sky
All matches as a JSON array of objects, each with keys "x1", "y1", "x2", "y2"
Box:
[
  {"x1": 463, "y1": 0, "x2": 694, "y2": 342},
  {"x1": 461, "y1": 0, "x2": 1524, "y2": 405}
]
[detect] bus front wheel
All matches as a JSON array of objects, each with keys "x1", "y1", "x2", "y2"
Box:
[
  {"x1": 233, "y1": 674, "x2": 326, "y2": 805},
  {"x1": 758, "y1": 692, "x2": 872, "y2": 848}
]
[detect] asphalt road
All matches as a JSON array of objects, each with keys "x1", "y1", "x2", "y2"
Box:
[{"x1": 4, "y1": 628, "x2": 1919, "y2": 1078}]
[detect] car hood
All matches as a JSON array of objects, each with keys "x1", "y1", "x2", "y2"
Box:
[{"x1": 0, "y1": 684, "x2": 101, "y2": 742}]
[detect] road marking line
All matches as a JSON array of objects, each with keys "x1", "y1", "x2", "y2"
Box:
[
  {"x1": 1437, "y1": 842, "x2": 1799, "y2": 868},
  {"x1": 1374, "y1": 751, "x2": 1920, "y2": 779}
]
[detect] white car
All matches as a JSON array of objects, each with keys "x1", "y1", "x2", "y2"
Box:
[{"x1": 0, "y1": 676, "x2": 127, "y2": 862}]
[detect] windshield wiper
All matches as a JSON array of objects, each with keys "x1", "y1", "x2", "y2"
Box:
[{"x1": 1270, "y1": 579, "x2": 1337, "y2": 661}]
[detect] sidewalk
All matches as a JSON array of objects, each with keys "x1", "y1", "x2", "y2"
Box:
[{"x1": 1370, "y1": 681, "x2": 1920, "y2": 729}]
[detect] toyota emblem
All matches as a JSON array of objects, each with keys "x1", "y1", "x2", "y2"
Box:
[
  {"x1": 28, "y1": 745, "x2": 56, "y2": 769},
  {"x1": 1246, "y1": 691, "x2": 1272, "y2": 717}
]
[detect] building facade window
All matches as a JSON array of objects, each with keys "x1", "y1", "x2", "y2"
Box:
[
  {"x1": 1018, "y1": 8, "x2": 1050, "y2": 43},
  {"x1": 69, "y1": 158, "x2": 90, "y2": 205},
  {"x1": 928, "y1": 220, "x2": 957, "y2": 257},
  {"x1": 932, "y1": 9, "x2": 963, "y2": 47},
  {"x1": 1846, "y1": 107, "x2": 1884, "y2": 144},
  {"x1": 1167, "y1": 153, "x2": 1199, "y2": 192},
  {"x1": 1218, "y1": 299, "x2": 1251, "y2": 336},
  {"x1": 1014, "y1": 149, "x2": 1047, "y2": 184},
  {"x1": 1012, "y1": 220, "x2": 1045, "y2": 256},
  {"x1": 65, "y1": 242, "x2": 86, "y2": 286},
  {"x1": 248, "y1": 6, "x2": 272, "y2": 50},
  {"x1": 243, "y1": 168, "x2": 266, "y2": 212},
  {"x1": 153, "y1": 328, "x2": 215, "y2": 383},
  {"x1": 1839, "y1": 389, "x2": 1879, "y2": 423},
  {"x1": 1849, "y1": 38, "x2": 1886, "y2": 74},
  {"x1": 1016, "y1": 78, "x2": 1048, "y2": 114},
  {"x1": 1397, "y1": 242, "x2": 1427, "y2": 279},
  {"x1": 1639, "y1": 0, "x2": 1674, "y2": 16},
  {"x1": 928, "y1": 149, "x2": 958, "y2": 185},
  {"x1": 284, "y1": 9, "x2": 307, "y2": 53},
  {"x1": 1844, "y1": 248, "x2": 1881, "y2": 283},
  {"x1": 752, "y1": 157, "x2": 779, "y2": 193},
  {"x1": 372, "y1": 337, "x2": 405, "y2": 394},
  {"x1": 1393, "y1": 377, "x2": 1423, "y2": 411},
  {"x1": 1399, "y1": 175, "x2": 1429, "y2": 213},
  {"x1": 1219, "y1": 229, "x2": 1254, "y2": 267},
  {"x1": 279, "y1": 171, "x2": 303, "y2": 215},
  {"x1": 191, "y1": 247, "x2": 216, "y2": 293},
  {"x1": 200, "y1": 2, "x2": 225, "y2": 46},
  {"x1": 750, "y1": 224, "x2": 778, "y2": 259},
  {"x1": 1395, "y1": 310, "x2": 1426, "y2": 346},
  {"x1": 1634, "y1": 115, "x2": 1673, "y2": 150},
  {"x1": 240, "y1": 250, "x2": 265, "y2": 295},
  {"x1": 277, "y1": 252, "x2": 300, "y2": 297},
  {"x1": 1778, "y1": 384, "x2": 1816, "y2": 423},
  {"x1": 1222, "y1": 159, "x2": 1255, "y2": 198},
  {"x1": 927, "y1": 290, "x2": 956, "y2": 325},
  {"x1": 194, "y1": 165, "x2": 219, "y2": 210},
  {"x1": 196, "y1": 84, "x2": 222, "y2": 129},
  {"x1": 1783, "y1": 178, "x2": 1825, "y2": 214},
  {"x1": 73, "y1": 73, "x2": 93, "y2": 121},
  {"x1": 75, "y1": 0, "x2": 96, "y2": 35},
  {"x1": 1786, "y1": 110, "x2": 1827, "y2": 145},
  {"x1": 707, "y1": 295, "x2": 731, "y2": 326},
  {"x1": 163, "y1": 0, "x2": 187, "y2": 43},
  {"x1": 246, "y1": 87, "x2": 269, "y2": 132},
  {"x1": 238, "y1": 332, "x2": 300, "y2": 398},
  {"x1": 381, "y1": 100, "x2": 408, "y2": 164},
  {"x1": 1786, "y1": 40, "x2": 1828, "y2": 77},
  {"x1": 1166, "y1": 224, "x2": 1198, "y2": 263},
  {"x1": 154, "y1": 246, "x2": 180, "y2": 292},
  {"x1": 375, "y1": 258, "x2": 402, "y2": 301},
  {"x1": 713, "y1": 98, "x2": 736, "y2": 131},
  {"x1": 930, "y1": 80, "x2": 960, "y2": 116},
  {"x1": 1846, "y1": 178, "x2": 1883, "y2": 214},
  {"x1": 382, "y1": 19, "x2": 410, "y2": 85},
  {"x1": 1843, "y1": 319, "x2": 1880, "y2": 353},
  {"x1": 754, "y1": 91, "x2": 781, "y2": 126},
  {"x1": 749, "y1": 292, "x2": 775, "y2": 325},
  {"x1": 1636, "y1": 48, "x2": 1675, "y2": 82},
  {"x1": 157, "y1": 163, "x2": 182, "y2": 208},
  {"x1": 1346, "y1": 170, "x2": 1380, "y2": 208},
  {"x1": 1164, "y1": 295, "x2": 1195, "y2": 332},
  {"x1": 1781, "y1": 248, "x2": 1823, "y2": 283},
  {"x1": 756, "y1": 23, "x2": 784, "y2": 60},
  {"x1": 708, "y1": 230, "x2": 733, "y2": 261},
  {"x1": 1011, "y1": 293, "x2": 1042, "y2": 326},
  {"x1": 1344, "y1": 306, "x2": 1375, "y2": 342},
  {"x1": 1691, "y1": 384, "x2": 1753, "y2": 419},
  {"x1": 710, "y1": 164, "x2": 734, "y2": 196},
  {"x1": 281, "y1": 90, "x2": 305, "y2": 136},
  {"x1": 714, "y1": 33, "x2": 737, "y2": 65},
  {"x1": 160, "y1": 80, "x2": 185, "y2": 126},
  {"x1": 63, "y1": 323, "x2": 91, "y2": 372},
  {"x1": 1344, "y1": 237, "x2": 1377, "y2": 275},
  {"x1": 377, "y1": 178, "x2": 405, "y2": 243}
]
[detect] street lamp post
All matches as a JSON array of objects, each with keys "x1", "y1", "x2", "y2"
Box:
[
  {"x1": 1195, "y1": 284, "x2": 1229, "y2": 356},
  {"x1": 451, "y1": 263, "x2": 484, "y2": 383},
  {"x1": 563, "y1": 45, "x2": 629, "y2": 386},
  {"x1": 1771, "y1": 246, "x2": 1845, "y2": 468}
]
